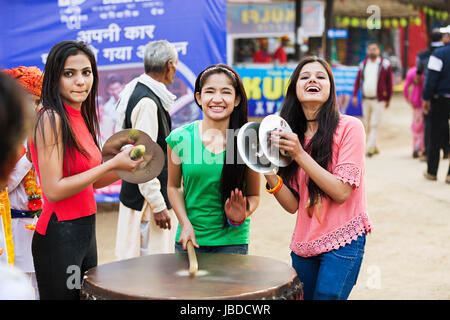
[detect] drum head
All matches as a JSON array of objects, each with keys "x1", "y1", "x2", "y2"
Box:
[
  {"x1": 81, "y1": 253, "x2": 302, "y2": 300},
  {"x1": 237, "y1": 122, "x2": 278, "y2": 174},
  {"x1": 259, "y1": 114, "x2": 293, "y2": 168},
  {"x1": 102, "y1": 129, "x2": 164, "y2": 184}
]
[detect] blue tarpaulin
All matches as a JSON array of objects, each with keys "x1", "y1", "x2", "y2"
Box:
[{"x1": 0, "y1": 0, "x2": 227, "y2": 202}]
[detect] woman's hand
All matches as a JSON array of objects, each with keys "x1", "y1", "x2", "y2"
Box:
[
  {"x1": 225, "y1": 188, "x2": 247, "y2": 223},
  {"x1": 109, "y1": 147, "x2": 143, "y2": 172},
  {"x1": 178, "y1": 222, "x2": 199, "y2": 250},
  {"x1": 270, "y1": 130, "x2": 306, "y2": 162}
]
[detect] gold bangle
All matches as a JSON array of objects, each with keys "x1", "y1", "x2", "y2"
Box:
[{"x1": 266, "y1": 175, "x2": 283, "y2": 194}]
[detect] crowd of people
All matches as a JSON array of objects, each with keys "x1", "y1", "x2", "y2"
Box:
[
  {"x1": 235, "y1": 36, "x2": 291, "y2": 65},
  {"x1": 0, "y1": 25, "x2": 449, "y2": 300},
  {"x1": 351, "y1": 29, "x2": 449, "y2": 185}
]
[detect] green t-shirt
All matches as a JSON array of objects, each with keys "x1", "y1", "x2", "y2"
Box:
[{"x1": 166, "y1": 120, "x2": 250, "y2": 246}]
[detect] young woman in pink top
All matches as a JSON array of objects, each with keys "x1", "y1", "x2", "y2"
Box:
[
  {"x1": 30, "y1": 41, "x2": 142, "y2": 300},
  {"x1": 266, "y1": 56, "x2": 373, "y2": 300},
  {"x1": 403, "y1": 66, "x2": 425, "y2": 158}
]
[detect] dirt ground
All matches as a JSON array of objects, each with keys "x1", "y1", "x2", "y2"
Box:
[{"x1": 95, "y1": 93, "x2": 449, "y2": 300}]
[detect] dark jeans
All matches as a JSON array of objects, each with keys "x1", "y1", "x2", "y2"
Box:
[
  {"x1": 174, "y1": 242, "x2": 248, "y2": 255},
  {"x1": 32, "y1": 213, "x2": 97, "y2": 300},
  {"x1": 427, "y1": 97, "x2": 450, "y2": 176}
]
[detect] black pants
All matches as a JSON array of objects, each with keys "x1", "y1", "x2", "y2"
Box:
[
  {"x1": 32, "y1": 212, "x2": 97, "y2": 300},
  {"x1": 427, "y1": 97, "x2": 450, "y2": 176},
  {"x1": 423, "y1": 113, "x2": 431, "y2": 156}
]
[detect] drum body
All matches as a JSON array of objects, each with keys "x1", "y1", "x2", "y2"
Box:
[{"x1": 81, "y1": 253, "x2": 303, "y2": 300}]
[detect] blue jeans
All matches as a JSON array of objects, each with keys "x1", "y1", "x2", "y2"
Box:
[
  {"x1": 291, "y1": 233, "x2": 366, "y2": 300},
  {"x1": 174, "y1": 242, "x2": 248, "y2": 255}
]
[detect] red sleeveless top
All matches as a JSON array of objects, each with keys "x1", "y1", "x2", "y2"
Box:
[{"x1": 30, "y1": 104, "x2": 102, "y2": 235}]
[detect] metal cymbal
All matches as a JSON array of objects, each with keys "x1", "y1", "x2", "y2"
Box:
[
  {"x1": 259, "y1": 114, "x2": 293, "y2": 168},
  {"x1": 237, "y1": 122, "x2": 278, "y2": 174},
  {"x1": 102, "y1": 129, "x2": 164, "y2": 184}
]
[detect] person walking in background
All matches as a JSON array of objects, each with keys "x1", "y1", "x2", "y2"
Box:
[
  {"x1": 441, "y1": 29, "x2": 450, "y2": 159},
  {"x1": 422, "y1": 29, "x2": 450, "y2": 184},
  {"x1": 416, "y1": 29, "x2": 444, "y2": 161},
  {"x1": 114, "y1": 40, "x2": 178, "y2": 260},
  {"x1": 383, "y1": 46, "x2": 402, "y2": 86},
  {"x1": 352, "y1": 41, "x2": 393, "y2": 157},
  {"x1": 403, "y1": 66, "x2": 425, "y2": 158}
]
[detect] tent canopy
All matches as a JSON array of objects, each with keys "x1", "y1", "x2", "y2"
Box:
[
  {"x1": 334, "y1": 0, "x2": 420, "y2": 19},
  {"x1": 397, "y1": 0, "x2": 449, "y2": 11}
]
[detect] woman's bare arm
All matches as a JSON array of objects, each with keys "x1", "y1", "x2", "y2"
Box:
[{"x1": 36, "y1": 111, "x2": 141, "y2": 202}]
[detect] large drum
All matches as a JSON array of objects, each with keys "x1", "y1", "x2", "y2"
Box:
[{"x1": 81, "y1": 253, "x2": 303, "y2": 300}]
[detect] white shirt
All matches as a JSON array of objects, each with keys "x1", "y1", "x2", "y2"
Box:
[
  {"x1": 7, "y1": 147, "x2": 33, "y2": 211},
  {"x1": 129, "y1": 98, "x2": 167, "y2": 214},
  {"x1": 362, "y1": 57, "x2": 380, "y2": 98},
  {"x1": 0, "y1": 262, "x2": 35, "y2": 299}
]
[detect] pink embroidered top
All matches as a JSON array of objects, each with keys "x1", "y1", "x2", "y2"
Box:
[
  {"x1": 289, "y1": 115, "x2": 373, "y2": 257},
  {"x1": 403, "y1": 66, "x2": 424, "y2": 109},
  {"x1": 30, "y1": 104, "x2": 102, "y2": 235}
]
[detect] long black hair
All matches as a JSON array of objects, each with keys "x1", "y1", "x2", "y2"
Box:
[
  {"x1": 278, "y1": 56, "x2": 340, "y2": 215},
  {"x1": 34, "y1": 40, "x2": 100, "y2": 172},
  {"x1": 194, "y1": 64, "x2": 249, "y2": 227}
]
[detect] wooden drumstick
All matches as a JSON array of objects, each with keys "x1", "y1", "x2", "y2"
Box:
[{"x1": 186, "y1": 240, "x2": 198, "y2": 276}]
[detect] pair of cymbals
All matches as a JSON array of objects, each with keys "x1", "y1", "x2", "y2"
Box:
[
  {"x1": 102, "y1": 129, "x2": 164, "y2": 184},
  {"x1": 237, "y1": 114, "x2": 293, "y2": 174}
]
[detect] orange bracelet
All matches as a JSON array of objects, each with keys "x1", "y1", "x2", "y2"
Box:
[{"x1": 266, "y1": 175, "x2": 283, "y2": 194}]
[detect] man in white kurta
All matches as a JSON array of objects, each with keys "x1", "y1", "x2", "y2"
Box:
[
  {"x1": 115, "y1": 40, "x2": 179, "y2": 260},
  {"x1": 115, "y1": 92, "x2": 177, "y2": 259}
]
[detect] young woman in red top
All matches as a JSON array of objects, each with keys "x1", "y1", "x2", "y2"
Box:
[{"x1": 30, "y1": 41, "x2": 142, "y2": 300}]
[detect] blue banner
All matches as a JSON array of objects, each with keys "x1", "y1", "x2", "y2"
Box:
[
  {"x1": 0, "y1": 0, "x2": 226, "y2": 132},
  {"x1": 0, "y1": 0, "x2": 227, "y2": 202},
  {"x1": 233, "y1": 66, "x2": 362, "y2": 118}
]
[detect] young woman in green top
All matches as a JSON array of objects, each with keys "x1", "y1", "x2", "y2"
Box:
[{"x1": 166, "y1": 64, "x2": 260, "y2": 254}]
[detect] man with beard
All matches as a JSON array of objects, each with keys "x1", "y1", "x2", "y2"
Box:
[{"x1": 352, "y1": 41, "x2": 393, "y2": 157}]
